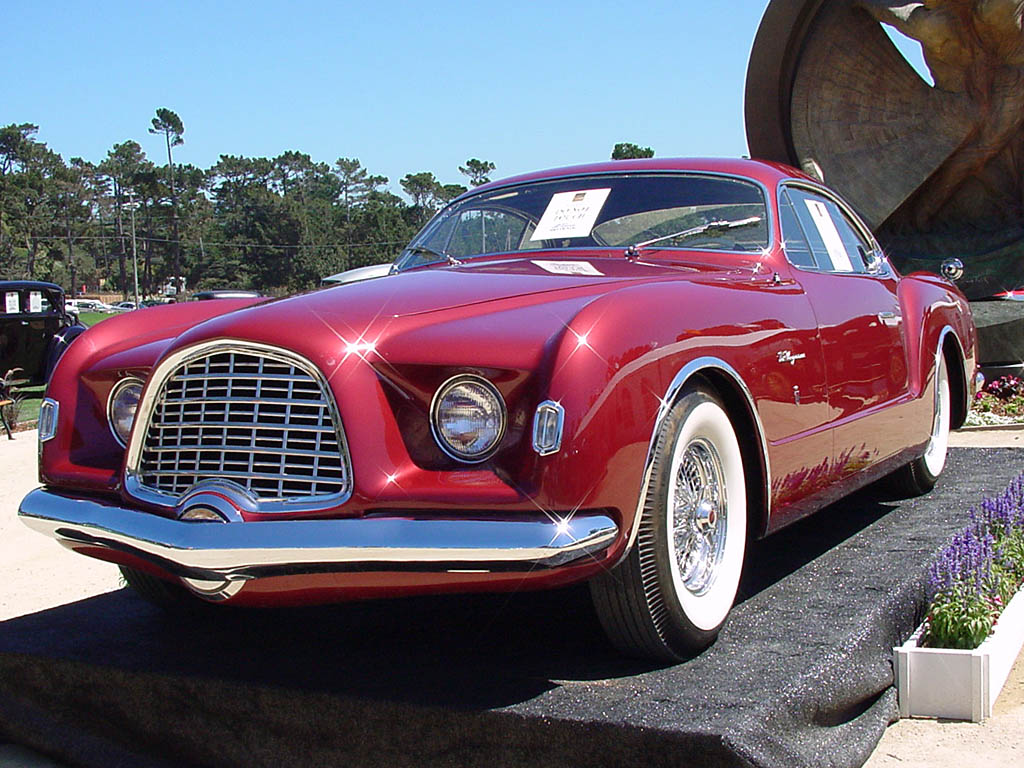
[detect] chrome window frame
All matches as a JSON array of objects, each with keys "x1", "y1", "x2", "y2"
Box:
[{"x1": 776, "y1": 180, "x2": 893, "y2": 279}]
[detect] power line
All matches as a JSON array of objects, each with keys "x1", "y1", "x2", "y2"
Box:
[{"x1": 18, "y1": 233, "x2": 410, "y2": 250}]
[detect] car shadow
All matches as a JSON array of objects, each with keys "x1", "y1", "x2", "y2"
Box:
[
  {"x1": 737, "y1": 482, "x2": 898, "y2": 602},
  {"x1": 0, "y1": 484, "x2": 906, "y2": 714}
]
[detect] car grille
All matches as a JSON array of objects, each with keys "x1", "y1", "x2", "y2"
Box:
[{"x1": 137, "y1": 349, "x2": 350, "y2": 503}]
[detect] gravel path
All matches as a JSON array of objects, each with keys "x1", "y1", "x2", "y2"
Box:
[{"x1": 0, "y1": 431, "x2": 121, "y2": 622}]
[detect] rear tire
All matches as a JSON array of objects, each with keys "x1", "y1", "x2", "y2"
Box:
[
  {"x1": 590, "y1": 384, "x2": 747, "y2": 662},
  {"x1": 890, "y1": 352, "x2": 951, "y2": 496}
]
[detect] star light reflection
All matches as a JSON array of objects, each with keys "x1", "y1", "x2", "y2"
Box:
[{"x1": 306, "y1": 299, "x2": 405, "y2": 390}]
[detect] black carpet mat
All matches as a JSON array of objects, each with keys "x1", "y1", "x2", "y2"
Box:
[{"x1": 1, "y1": 448, "x2": 1022, "y2": 768}]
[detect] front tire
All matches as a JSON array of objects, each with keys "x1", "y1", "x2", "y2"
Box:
[
  {"x1": 120, "y1": 566, "x2": 210, "y2": 616},
  {"x1": 590, "y1": 384, "x2": 747, "y2": 661}
]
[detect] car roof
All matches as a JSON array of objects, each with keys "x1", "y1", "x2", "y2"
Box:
[
  {"x1": 466, "y1": 157, "x2": 812, "y2": 200},
  {"x1": 0, "y1": 280, "x2": 64, "y2": 293}
]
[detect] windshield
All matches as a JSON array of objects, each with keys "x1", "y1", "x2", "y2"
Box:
[{"x1": 394, "y1": 173, "x2": 769, "y2": 271}]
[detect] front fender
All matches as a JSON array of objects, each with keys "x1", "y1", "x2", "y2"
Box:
[{"x1": 535, "y1": 278, "x2": 781, "y2": 560}]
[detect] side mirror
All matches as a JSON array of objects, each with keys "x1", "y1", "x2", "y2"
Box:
[
  {"x1": 940, "y1": 258, "x2": 964, "y2": 281},
  {"x1": 859, "y1": 245, "x2": 886, "y2": 275}
]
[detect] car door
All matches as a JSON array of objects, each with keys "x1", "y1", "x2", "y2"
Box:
[{"x1": 779, "y1": 185, "x2": 911, "y2": 474}]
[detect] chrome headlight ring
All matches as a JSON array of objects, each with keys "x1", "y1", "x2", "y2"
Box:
[
  {"x1": 107, "y1": 377, "x2": 145, "y2": 448},
  {"x1": 430, "y1": 374, "x2": 507, "y2": 463}
]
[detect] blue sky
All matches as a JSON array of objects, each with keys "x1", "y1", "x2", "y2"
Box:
[{"x1": 2, "y1": 1, "x2": 929, "y2": 194}]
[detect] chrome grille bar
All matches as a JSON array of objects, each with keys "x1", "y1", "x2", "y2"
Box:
[{"x1": 133, "y1": 346, "x2": 351, "y2": 508}]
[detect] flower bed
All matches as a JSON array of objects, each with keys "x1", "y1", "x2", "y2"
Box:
[
  {"x1": 896, "y1": 474, "x2": 1024, "y2": 720},
  {"x1": 966, "y1": 375, "x2": 1024, "y2": 426},
  {"x1": 921, "y1": 476, "x2": 1024, "y2": 649}
]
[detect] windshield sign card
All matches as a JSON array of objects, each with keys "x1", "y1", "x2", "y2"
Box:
[
  {"x1": 29, "y1": 291, "x2": 42, "y2": 313},
  {"x1": 532, "y1": 260, "x2": 604, "y2": 276},
  {"x1": 531, "y1": 188, "x2": 611, "y2": 241},
  {"x1": 4, "y1": 292, "x2": 18, "y2": 314}
]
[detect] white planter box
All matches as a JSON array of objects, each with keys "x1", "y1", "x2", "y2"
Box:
[{"x1": 895, "y1": 588, "x2": 1024, "y2": 722}]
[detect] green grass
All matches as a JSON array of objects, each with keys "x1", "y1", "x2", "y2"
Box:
[
  {"x1": 9, "y1": 384, "x2": 45, "y2": 429},
  {"x1": 7, "y1": 313, "x2": 112, "y2": 430},
  {"x1": 78, "y1": 311, "x2": 112, "y2": 327}
]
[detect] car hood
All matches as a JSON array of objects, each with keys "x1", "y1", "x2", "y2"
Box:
[{"x1": 158, "y1": 253, "x2": 749, "y2": 374}]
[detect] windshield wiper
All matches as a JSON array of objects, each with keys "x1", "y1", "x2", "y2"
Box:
[
  {"x1": 403, "y1": 244, "x2": 463, "y2": 267},
  {"x1": 624, "y1": 216, "x2": 762, "y2": 257}
]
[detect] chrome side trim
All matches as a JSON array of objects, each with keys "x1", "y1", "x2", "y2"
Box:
[
  {"x1": 623, "y1": 357, "x2": 771, "y2": 556},
  {"x1": 124, "y1": 340, "x2": 353, "y2": 514},
  {"x1": 18, "y1": 488, "x2": 619, "y2": 591}
]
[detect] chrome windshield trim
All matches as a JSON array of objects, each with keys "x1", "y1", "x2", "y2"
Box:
[
  {"x1": 19, "y1": 488, "x2": 619, "y2": 582},
  {"x1": 623, "y1": 357, "x2": 771, "y2": 556},
  {"x1": 124, "y1": 340, "x2": 353, "y2": 514},
  {"x1": 399, "y1": 170, "x2": 776, "y2": 271}
]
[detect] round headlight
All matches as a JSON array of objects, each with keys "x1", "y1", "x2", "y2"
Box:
[
  {"x1": 108, "y1": 378, "x2": 144, "y2": 447},
  {"x1": 430, "y1": 375, "x2": 507, "y2": 462}
]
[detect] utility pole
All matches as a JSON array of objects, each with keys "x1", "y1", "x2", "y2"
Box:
[{"x1": 123, "y1": 192, "x2": 141, "y2": 308}]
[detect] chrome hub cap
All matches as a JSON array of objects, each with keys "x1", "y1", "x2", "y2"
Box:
[{"x1": 672, "y1": 438, "x2": 728, "y2": 597}]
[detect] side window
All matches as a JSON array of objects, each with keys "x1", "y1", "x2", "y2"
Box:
[
  {"x1": 779, "y1": 189, "x2": 816, "y2": 269},
  {"x1": 786, "y1": 188, "x2": 869, "y2": 274},
  {"x1": 825, "y1": 200, "x2": 872, "y2": 273}
]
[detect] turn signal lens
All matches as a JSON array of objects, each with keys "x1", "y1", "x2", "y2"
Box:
[
  {"x1": 38, "y1": 398, "x2": 59, "y2": 443},
  {"x1": 532, "y1": 401, "x2": 565, "y2": 456}
]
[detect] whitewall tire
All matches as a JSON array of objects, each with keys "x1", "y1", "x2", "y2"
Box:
[{"x1": 591, "y1": 383, "x2": 747, "y2": 661}]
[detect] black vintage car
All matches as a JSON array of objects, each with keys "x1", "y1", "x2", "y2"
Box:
[{"x1": 0, "y1": 281, "x2": 86, "y2": 385}]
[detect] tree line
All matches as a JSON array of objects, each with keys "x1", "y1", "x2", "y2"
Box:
[
  {"x1": 0, "y1": 109, "x2": 498, "y2": 298},
  {"x1": 0, "y1": 108, "x2": 653, "y2": 298}
]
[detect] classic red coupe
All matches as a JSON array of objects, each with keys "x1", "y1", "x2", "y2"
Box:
[{"x1": 19, "y1": 159, "x2": 979, "y2": 661}]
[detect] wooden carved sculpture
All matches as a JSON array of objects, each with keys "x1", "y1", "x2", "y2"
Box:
[{"x1": 746, "y1": 0, "x2": 1024, "y2": 298}]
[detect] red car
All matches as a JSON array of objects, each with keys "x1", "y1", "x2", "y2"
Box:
[{"x1": 19, "y1": 159, "x2": 979, "y2": 661}]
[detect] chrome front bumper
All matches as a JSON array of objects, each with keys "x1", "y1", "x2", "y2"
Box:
[{"x1": 19, "y1": 488, "x2": 618, "y2": 598}]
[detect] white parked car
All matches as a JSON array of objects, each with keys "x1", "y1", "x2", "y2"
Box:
[{"x1": 321, "y1": 263, "x2": 393, "y2": 286}]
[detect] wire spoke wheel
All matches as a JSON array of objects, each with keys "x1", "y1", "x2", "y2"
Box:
[
  {"x1": 590, "y1": 383, "x2": 748, "y2": 661},
  {"x1": 671, "y1": 438, "x2": 728, "y2": 598}
]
